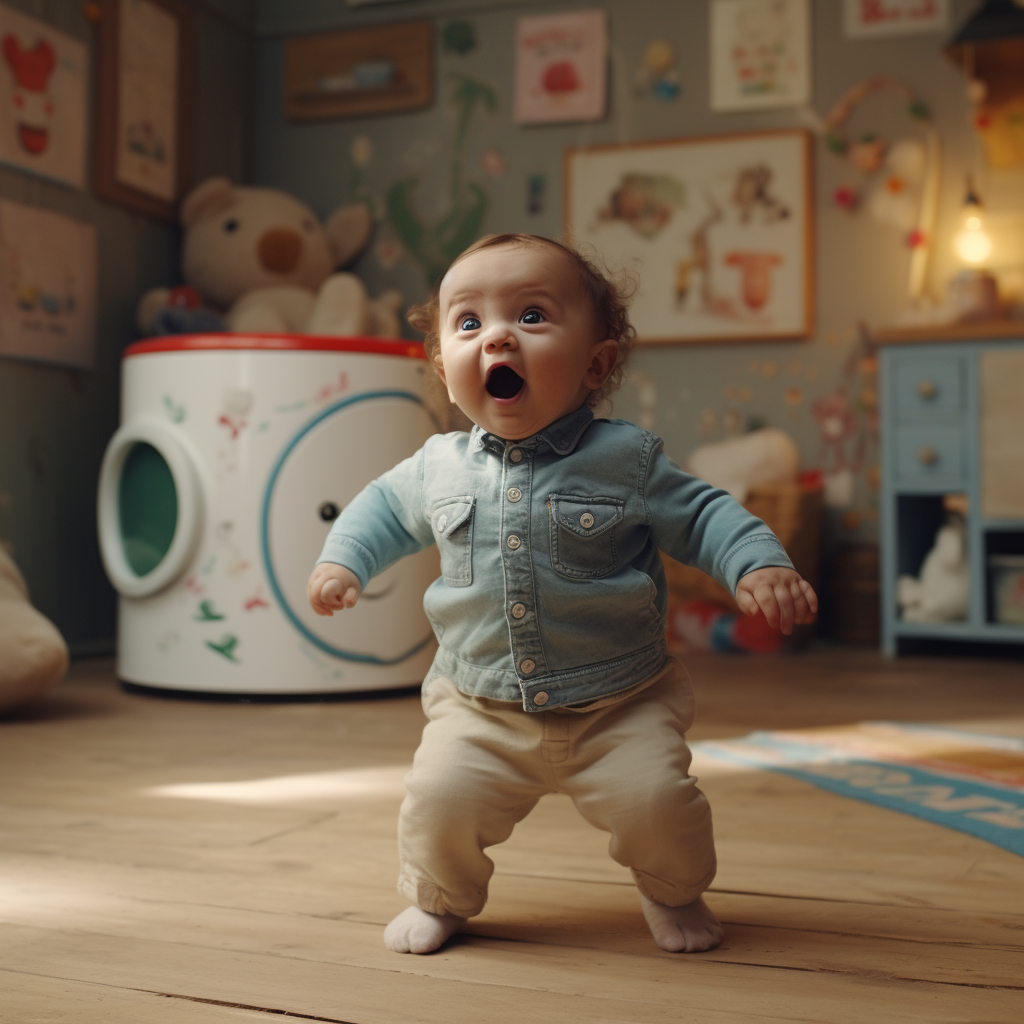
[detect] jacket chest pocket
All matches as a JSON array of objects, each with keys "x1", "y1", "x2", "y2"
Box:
[
  {"x1": 431, "y1": 496, "x2": 475, "y2": 587},
  {"x1": 549, "y1": 494, "x2": 623, "y2": 579}
]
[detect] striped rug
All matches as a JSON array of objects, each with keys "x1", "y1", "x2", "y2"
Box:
[{"x1": 696, "y1": 722, "x2": 1024, "y2": 856}]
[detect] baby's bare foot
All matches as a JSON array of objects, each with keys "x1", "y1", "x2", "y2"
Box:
[
  {"x1": 383, "y1": 906, "x2": 466, "y2": 954},
  {"x1": 640, "y1": 894, "x2": 723, "y2": 953}
]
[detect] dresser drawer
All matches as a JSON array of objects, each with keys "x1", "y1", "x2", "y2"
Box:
[
  {"x1": 894, "y1": 424, "x2": 966, "y2": 481},
  {"x1": 893, "y1": 356, "x2": 964, "y2": 420}
]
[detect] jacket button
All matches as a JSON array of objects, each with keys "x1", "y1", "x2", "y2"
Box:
[
  {"x1": 534, "y1": 691, "x2": 549, "y2": 706},
  {"x1": 520, "y1": 658, "x2": 535, "y2": 674},
  {"x1": 509, "y1": 448, "x2": 523, "y2": 463},
  {"x1": 511, "y1": 602, "x2": 526, "y2": 619},
  {"x1": 507, "y1": 486, "x2": 522, "y2": 502},
  {"x1": 507, "y1": 534, "x2": 521, "y2": 550},
  {"x1": 580, "y1": 512, "x2": 595, "y2": 529}
]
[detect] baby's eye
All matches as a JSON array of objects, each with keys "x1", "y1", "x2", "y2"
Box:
[
  {"x1": 459, "y1": 316, "x2": 481, "y2": 331},
  {"x1": 520, "y1": 309, "x2": 545, "y2": 324}
]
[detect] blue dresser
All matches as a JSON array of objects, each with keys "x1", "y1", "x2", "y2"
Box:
[{"x1": 878, "y1": 322, "x2": 1024, "y2": 654}]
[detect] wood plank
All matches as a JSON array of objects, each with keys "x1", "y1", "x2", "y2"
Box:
[
  {"x1": 3, "y1": 849, "x2": 1022, "y2": 991},
  {"x1": 2, "y1": 921, "x2": 1020, "y2": 1024},
  {"x1": 6, "y1": 846, "x2": 1022, "y2": 952},
  {"x1": 2, "y1": 970, "x2": 293, "y2": 1024},
  {"x1": 874, "y1": 320, "x2": 1024, "y2": 345}
]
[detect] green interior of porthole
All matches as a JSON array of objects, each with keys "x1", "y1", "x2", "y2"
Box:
[{"x1": 119, "y1": 442, "x2": 178, "y2": 577}]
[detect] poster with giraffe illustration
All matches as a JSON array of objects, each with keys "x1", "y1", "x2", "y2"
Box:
[
  {"x1": 0, "y1": 4, "x2": 87, "y2": 188},
  {"x1": 565, "y1": 129, "x2": 813, "y2": 345}
]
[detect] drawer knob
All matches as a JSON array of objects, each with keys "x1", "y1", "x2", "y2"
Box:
[
  {"x1": 918, "y1": 445, "x2": 939, "y2": 466},
  {"x1": 916, "y1": 379, "x2": 938, "y2": 400}
]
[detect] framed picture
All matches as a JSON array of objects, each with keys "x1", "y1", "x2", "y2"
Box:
[
  {"x1": 843, "y1": 0, "x2": 949, "y2": 38},
  {"x1": 93, "y1": 0, "x2": 194, "y2": 221},
  {"x1": 710, "y1": 0, "x2": 811, "y2": 112},
  {"x1": 0, "y1": 199, "x2": 97, "y2": 369},
  {"x1": 565, "y1": 129, "x2": 814, "y2": 345},
  {"x1": 0, "y1": 3, "x2": 88, "y2": 188},
  {"x1": 514, "y1": 9, "x2": 607, "y2": 125},
  {"x1": 285, "y1": 21, "x2": 433, "y2": 121}
]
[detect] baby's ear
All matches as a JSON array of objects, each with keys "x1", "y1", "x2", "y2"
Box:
[
  {"x1": 584, "y1": 339, "x2": 619, "y2": 389},
  {"x1": 432, "y1": 350, "x2": 447, "y2": 384},
  {"x1": 407, "y1": 306, "x2": 432, "y2": 334}
]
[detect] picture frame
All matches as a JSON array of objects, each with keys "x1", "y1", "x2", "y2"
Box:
[
  {"x1": 565, "y1": 129, "x2": 814, "y2": 345},
  {"x1": 843, "y1": 0, "x2": 949, "y2": 38},
  {"x1": 0, "y1": 199, "x2": 97, "y2": 369},
  {"x1": 284, "y1": 21, "x2": 433, "y2": 122},
  {"x1": 514, "y1": 8, "x2": 607, "y2": 125},
  {"x1": 93, "y1": 0, "x2": 194, "y2": 221},
  {"x1": 709, "y1": 0, "x2": 811, "y2": 112},
  {"x1": 0, "y1": 3, "x2": 89, "y2": 189}
]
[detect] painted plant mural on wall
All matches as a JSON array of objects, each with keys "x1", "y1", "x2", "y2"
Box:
[{"x1": 385, "y1": 73, "x2": 497, "y2": 287}]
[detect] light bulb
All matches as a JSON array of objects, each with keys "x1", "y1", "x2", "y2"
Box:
[{"x1": 953, "y1": 186, "x2": 992, "y2": 266}]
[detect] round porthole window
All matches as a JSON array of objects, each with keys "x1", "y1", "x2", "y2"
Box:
[
  {"x1": 97, "y1": 418, "x2": 203, "y2": 597},
  {"x1": 119, "y1": 442, "x2": 178, "y2": 577}
]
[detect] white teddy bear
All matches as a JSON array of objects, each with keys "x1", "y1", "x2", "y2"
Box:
[
  {"x1": 136, "y1": 177, "x2": 403, "y2": 338},
  {"x1": 897, "y1": 516, "x2": 969, "y2": 623}
]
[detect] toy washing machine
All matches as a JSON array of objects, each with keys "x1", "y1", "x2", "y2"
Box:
[{"x1": 97, "y1": 334, "x2": 440, "y2": 695}]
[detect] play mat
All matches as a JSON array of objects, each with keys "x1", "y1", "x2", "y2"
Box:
[{"x1": 696, "y1": 722, "x2": 1024, "y2": 857}]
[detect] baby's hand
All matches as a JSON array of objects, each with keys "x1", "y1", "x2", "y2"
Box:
[
  {"x1": 307, "y1": 563, "x2": 362, "y2": 616},
  {"x1": 735, "y1": 567, "x2": 818, "y2": 636}
]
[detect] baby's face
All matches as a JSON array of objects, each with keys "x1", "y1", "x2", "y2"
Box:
[{"x1": 436, "y1": 243, "x2": 616, "y2": 440}]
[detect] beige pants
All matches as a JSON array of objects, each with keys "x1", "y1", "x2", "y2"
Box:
[{"x1": 397, "y1": 657, "x2": 716, "y2": 918}]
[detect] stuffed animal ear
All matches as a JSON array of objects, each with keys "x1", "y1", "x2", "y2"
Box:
[
  {"x1": 324, "y1": 203, "x2": 373, "y2": 267},
  {"x1": 180, "y1": 177, "x2": 235, "y2": 229}
]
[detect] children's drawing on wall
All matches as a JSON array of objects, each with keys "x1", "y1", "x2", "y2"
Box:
[
  {"x1": 0, "y1": 4, "x2": 86, "y2": 188},
  {"x1": 386, "y1": 74, "x2": 496, "y2": 287},
  {"x1": 709, "y1": 0, "x2": 811, "y2": 112},
  {"x1": 842, "y1": 0, "x2": 949, "y2": 38},
  {"x1": 114, "y1": 0, "x2": 180, "y2": 203},
  {"x1": 526, "y1": 172, "x2": 545, "y2": 215},
  {"x1": 819, "y1": 77, "x2": 938, "y2": 303},
  {"x1": 514, "y1": 8, "x2": 607, "y2": 124},
  {"x1": 808, "y1": 324, "x2": 879, "y2": 522},
  {"x1": 633, "y1": 40, "x2": 681, "y2": 102},
  {"x1": 0, "y1": 199, "x2": 96, "y2": 369},
  {"x1": 566, "y1": 130, "x2": 812, "y2": 343},
  {"x1": 441, "y1": 21, "x2": 477, "y2": 57}
]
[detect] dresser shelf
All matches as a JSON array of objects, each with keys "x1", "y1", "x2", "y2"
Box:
[{"x1": 878, "y1": 328, "x2": 1024, "y2": 654}]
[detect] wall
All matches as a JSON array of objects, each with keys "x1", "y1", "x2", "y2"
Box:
[
  {"x1": 0, "y1": 0, "x2": 253, "y2": 653},
  {"x1": 251, "y1": 0, "x2": 1023, "y2": 554}
]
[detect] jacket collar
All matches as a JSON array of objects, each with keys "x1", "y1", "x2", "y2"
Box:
[{"x1": 469, "y1": 404, "x2": 595, "y2": 456}]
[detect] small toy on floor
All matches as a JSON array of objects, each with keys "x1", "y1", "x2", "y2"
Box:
[
  {"x1": 0, "y1": 546, "x2": 68, "y2": 715},
  {"x1": 896, "y1": 515, "x2": 968, "y2": 623},
  {"x1": 667, "y1": 599, "x2": 785, "y2": 654}
]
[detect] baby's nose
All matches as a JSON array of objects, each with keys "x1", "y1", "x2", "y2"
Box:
[{"x1": 483, "y1": 325, "x2": 517, "y2": 350}]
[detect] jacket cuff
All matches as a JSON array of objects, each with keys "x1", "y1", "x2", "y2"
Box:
[
  {"x1": 721, "y1": 534, "x2": 794, "y2": 592},
  {"x1": 316, "y1": 535, "x2": 377, "y2": 591}
]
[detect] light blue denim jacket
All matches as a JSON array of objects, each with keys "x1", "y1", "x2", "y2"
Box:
[{"x1": 317, "y1": 404, "x2": 793, "y2": 711}]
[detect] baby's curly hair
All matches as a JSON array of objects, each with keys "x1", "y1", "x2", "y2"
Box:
[{"x1": 407, "y1": 234, "x2": 637, "y2": 408}]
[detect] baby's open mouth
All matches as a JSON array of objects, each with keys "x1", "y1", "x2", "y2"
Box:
[{"x1": 486, "y1": 365, "x2": 525, "y2": 399}]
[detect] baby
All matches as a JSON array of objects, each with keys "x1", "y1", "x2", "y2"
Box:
[{"x1": 307, "y1": 234, "x2": 817, "y2": 955}]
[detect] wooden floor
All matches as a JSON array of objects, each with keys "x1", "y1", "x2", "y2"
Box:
[{"x1": 3, "y1": 648, "x2": 1023, "y2": 1023}]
